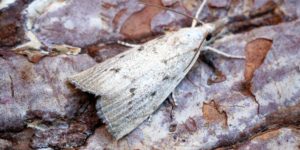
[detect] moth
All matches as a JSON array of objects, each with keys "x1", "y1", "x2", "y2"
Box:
[{"x1": 69, "y1": 1, "x2": 244, "y2": 139}]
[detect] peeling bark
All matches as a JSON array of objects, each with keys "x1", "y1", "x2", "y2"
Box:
[{"x1": 0, "y1": 0, "x2": 300, "y2": 149}]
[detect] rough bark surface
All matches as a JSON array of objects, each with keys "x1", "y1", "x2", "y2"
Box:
[{"x1": 0, "y1": 0, "x2": 299, "y2": 149}]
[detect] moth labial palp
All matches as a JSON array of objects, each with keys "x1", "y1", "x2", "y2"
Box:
[{"x1": 68, "y1": 0, "x2": 245, "y2": 140}]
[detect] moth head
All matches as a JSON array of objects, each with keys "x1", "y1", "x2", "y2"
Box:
[
  {"x1": 206, "y1": 17, "x2": 230, "y2": 41},
  {"x1": 202, "y1": 23, "x2": 216, "y2": 41},
  {"x1": 206, "y1": 33, "x2": 212, "y2": 41}
]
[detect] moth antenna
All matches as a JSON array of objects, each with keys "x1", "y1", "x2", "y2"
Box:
[
  {"x1": 191, "y1": 0, "x2": 208, "y2": 27},
  {"x1": 139, "y1": 1, "x2": 205, "y2": 26}
]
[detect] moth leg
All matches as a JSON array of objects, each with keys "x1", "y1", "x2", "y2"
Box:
[
  {"x1": 203, "y1": 46, "x2": 245, "y2": 59},
  {"x1": 168, "y1": 92, "x2": 178, "y2": 107},
  {"x1": 167, "y1": 93, "x2": 177, "y2": 120},
  {"x1": 117, "y1": 40, "x2": 141, "y2": 48},
  {"x1": 191, "y1": 0, "x2": 208, "y2": 27}
]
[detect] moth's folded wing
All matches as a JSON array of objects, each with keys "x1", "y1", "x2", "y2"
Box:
[
  {"x1": 68, "y1": 50, "x2": 132, "y2": 95},
  {"x1": 69, "y1": 56, "x2": 177, "y2": 139},
  {"x1": 93, "y1": 56, "x2": 197, "y2": 139},
  {"x1": 95, "y1": 70, "x2": 182, "y2": 139},
  {"x1": 68, "y1": 63, "x2": 111, "y2": 95},
  {"x1": 68, "y1": 31, "x2": 200, "y2": 139}
]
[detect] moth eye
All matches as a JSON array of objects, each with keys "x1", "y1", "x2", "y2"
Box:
[{"x1": 206, "y1": 33, "x2": 212, "y2": 41}]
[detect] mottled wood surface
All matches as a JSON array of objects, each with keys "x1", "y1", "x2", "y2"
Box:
[{"x1": 0, "y1": 0, "x2": 299, "y2": 149}]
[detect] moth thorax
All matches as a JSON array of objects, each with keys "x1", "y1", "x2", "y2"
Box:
[{"x1": 202, "y1": 23, "x2": 216, "y2": 34}]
